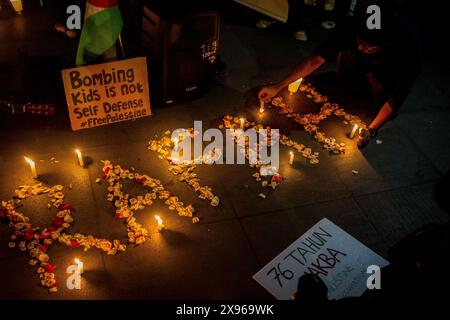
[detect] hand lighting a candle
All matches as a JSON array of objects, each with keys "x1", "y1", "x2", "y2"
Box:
[
  {"x1": 288, "y1": 78, "x2": 303, "y2": 95},
  {"x1": 259, "y1": 100, "x2": 265, "y2": 114}
]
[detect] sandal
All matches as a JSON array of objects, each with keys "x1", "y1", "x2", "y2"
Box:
[
  {"x1": 256, "y1": 19, "x2": 276, "y2": 29},
  {"x1": 357, "y1": 127, "x2": 377, "y2": 149}
]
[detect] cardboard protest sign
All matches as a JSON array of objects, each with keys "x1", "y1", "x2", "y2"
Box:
[
  {"x1": 62, "y1": 57, "x2": 151, "y2": 131},
  {"x1": 253, "y1": 218, "x2": 389, "y2": 300}
]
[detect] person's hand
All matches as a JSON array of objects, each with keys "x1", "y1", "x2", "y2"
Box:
[
  {"x1": 258, "y1": 84, "x2": 281, "y2": 102},
  {"x1": 357, "y1": 127, "x2": 377, "y2": 149}
]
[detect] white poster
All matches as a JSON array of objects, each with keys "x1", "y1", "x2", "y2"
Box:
[
  {"x1": 253, "y1": 218, "x2": 389, "y2": 300},
  {"x1": 233, "y1": 0, "x2": 289, "y2": 23}
]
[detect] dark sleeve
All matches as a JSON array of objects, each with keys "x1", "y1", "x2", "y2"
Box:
[
  {"x1": 386, "y1": 38, "x2": 421, "y2": 115},
  {"x1": 314, "y1": 32, "x2": 343, "y2": 63},
  {"x1": 314, "y1": 12, "x2": 358, "y2": 62},
  {"x1": 387, "y1": 68, "x2": 418, "y2": 116}
]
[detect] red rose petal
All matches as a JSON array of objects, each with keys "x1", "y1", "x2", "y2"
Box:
[
  {"x1": 135, "y1": 177, "x2": 147, "y2": 184},
  {"x1": 52, "y1": 217, "x2": 64, "y2": 227},
  {"x1": 102, "y1": 167, "x2": 111, "y2": 179},
  {"x1": 44, "y1": 263, "x2": 56, "y2": 273},
  {"x1": 59, "y1": 203, "x2": 73, "y2": 210},
  {"x1": 69, "y1": 240, "x2": 79, "y2": 248},
  {"x1": 24, "y1": 233, "x2": 34, "y2": 241},
  {"x1": 40, "y1": 231, "x2": 50, "y2": 239}
]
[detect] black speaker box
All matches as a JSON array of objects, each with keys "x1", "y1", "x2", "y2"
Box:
[{"x1": 140, "y1": 1, "x2": 219, "y2": 106}]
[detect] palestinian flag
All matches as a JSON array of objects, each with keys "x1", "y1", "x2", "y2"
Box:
[{"x1": 76, "y1": 0, "x2": 123, "y2": 66}]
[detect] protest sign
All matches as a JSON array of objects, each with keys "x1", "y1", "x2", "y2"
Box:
[
  {"x1": 62, "y1": 57, "x2": 151, "y2": 130},
  {"x1": 253, "y1": 218, "x2": 389, "y2": 300}
]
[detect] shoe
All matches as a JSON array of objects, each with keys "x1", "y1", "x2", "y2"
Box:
[
  {"x1": 293, "y1": 31, "x2": 307, "y2": 41},
  {"x1": 321, "y1": 21, "x2": 336, "y2": 30},
  {"x1": 256, "y1": 19, "x2": 276, "y2": 29}
]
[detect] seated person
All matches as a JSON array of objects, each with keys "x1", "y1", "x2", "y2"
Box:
[{"x1": 258, "y1": 2, "x2": 420, "y2": 148}]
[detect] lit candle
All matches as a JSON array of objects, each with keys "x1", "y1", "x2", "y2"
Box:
[
  {"x1": 173, "y1": 137, "x2": 179, "y2": 150},
  {"x1": 349, "y1": 124, "x2": 359, "y2": 139},
  {"x1": 239, "y1": 117, "x2": 245, "y2": 129},
  {"x1": 74, "y1": 258, "x2": 84, "y2": 274},
  {"x1": 75, "y1": 149, "x2": 84, "y2": 167},
  {"x1": 289, "y1": 151, "x2": 294, "y2": 165},
  {"x1": 288, "y1": 77, "x2": 303, "y2": 95},
  {"x1": 155, "y1": 215, "x2": 165, "y2": 231},
  {"x1": 24, "y1": 156, "x2": 38, "y2": 179},
  {"x1": 259, "y1": 100, "x2": 265, "y2": 114}
]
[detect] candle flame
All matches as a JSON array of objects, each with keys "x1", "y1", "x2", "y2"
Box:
[
  {"x1": 24, "y1": 156, "x2": 34, "y2": 165},
  {"x1": 75, "y1": 149, "x2": 82, "y2": 157},
  {"x1": 289, "y1": 151, "x2": 294, "y2": 156},
  {"x1": 74, "y1": 258, "x2": 81, "y2": 265},
  {"x1": 155, "y1": 215, "x2": 163, "y2": 226}
]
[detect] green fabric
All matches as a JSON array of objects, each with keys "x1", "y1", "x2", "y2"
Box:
[{"x1": 76, "y1": 7, "x2": 123, "y2": 66}]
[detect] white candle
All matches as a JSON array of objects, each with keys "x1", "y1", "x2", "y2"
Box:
[
  {"x1": 350, "y1": 124, "x2": 359, "y2": 139},
  {"x1": 74, "y1": 258, "x2": 84, "y2": 274},
  {"x1": 259, "y1": 101, "x2": 265, "y2": 114},
  {"x1": 239, "y1": 118, "x2": 245, "y2": 129},
  {"x1": 75, "y1": 149, "x2": 84, "y2": 167},
  {"x1": 289, "y1": 151, "x2": 294, "y2": 165},
  {"x1": 155, "y1": 215, "x2": 165, "y2": 231},
  {"x1": 173, "y1": 137, "x2": 179, "y2": 150},
  {"x1": 24, "y1": 156, "x2": 37, "y2": 179},
  {"x1": 288, "y1": 77, "x2": 303, "y2": 95}
]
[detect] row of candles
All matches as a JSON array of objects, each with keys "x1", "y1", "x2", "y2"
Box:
[
  {"x1": 24, "y1": 149, "x2": 85, "y2": 179},
  {"x1": 23, "y1": 153, "x2": 167, "y2": 225},
  {"x1": 23, "y1": 150, "x2": 167, "y2": 229},
  {"x1": 24, "y1": 131, "x2": 358, "y2": 181}
]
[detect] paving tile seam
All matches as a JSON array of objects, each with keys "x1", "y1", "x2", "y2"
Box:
[
  {"x1": 236, "y1": 195, "x2": 355, "y2": 220},
  {"x1": 394, "y1": 123, "x2": 446, "y2": 176},
  {"x1": 235, "y1": 218, "x2": 264, "y2": 267},
  {"x1": 351, "y1": 178, "x2": 440, "y2": 200},
  {"x1": 352, "y1": 196, "x2": 399, "y2": 251},
  {"x1": 421, "y1": 72, "x2": 450, "y2": 100},
  {"x1": 85, "y1": 161, "x2": 114, "y2": 299}
]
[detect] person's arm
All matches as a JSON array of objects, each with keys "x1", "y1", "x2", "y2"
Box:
[
  {"x1": 368, "y1": 101, "x2": 394, "y2": 131},
  {"x1": 278, "y1": 55, "x2": 325, "y2": 90},
  {"x1": 258, "y1": 54, "x2": 326, "y2": 101}
]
